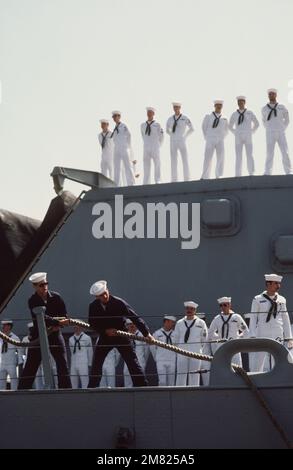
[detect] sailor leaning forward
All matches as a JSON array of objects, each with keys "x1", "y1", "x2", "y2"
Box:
[
  {"x1": 173, "y1": 301, "x2": 207, "y2": 387},
  {"x1": 166, "y1": 102, "x2": 194, "y2": 182},
  {"x1": 88, "y1": 280, "x2": 154, "y2": 388},
  {"x1": 201, "y1": 100, "x2": 229, "y2": 179},
  {"x1": 262, "y1": 89, "x2": 292, "y2": 175},
  {"x1": 18, "y1": 272, "x2": 71, "y2": 390},
  {"x1": 249, "y1": 274, "x2": 293, "y2": 372},
  {"x1": 229, "y1": 96, "x2": 259, "y2": 176}
]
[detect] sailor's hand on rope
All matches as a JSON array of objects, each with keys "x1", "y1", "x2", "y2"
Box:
[
  {"x1": 58, "y1": 318, "x2": 70, "y2": 327},
  {"x1": 106, "y1": 328, "x2": 118, "y2": 337},
  {"x1": 145, "y1": 333, "x2": 155, "y2": 344},
  {"x1": 287, "y1": 340, "x2": 293, "y2": 349}
]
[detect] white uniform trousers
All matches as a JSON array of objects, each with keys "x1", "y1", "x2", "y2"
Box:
[
  {"x1": 114, "y1": 148, "x2": 135, "y2": 186},
  {"x1": 100, "y1": 362, "x2": 116, "y2": 388},
  {"x1": 170, "y1": 140, "x2": 190, "y2": 182},
  {"x1": 264, "y1": 131, "x2": 292, "y2": 175},
  {"x1": 0, "y1": 366, "x2": 18, "y2": 390},
  {"x1": 70, "y1": 363, "x2": 89, "y2": 389},
  {"x1": 202, "y1": 139, "x2": 225, "y2": 179},
  {"x1": 176, "y1": 355, "x2": 201, "y2": 387},
  {"x1": 156, "y1": 361, "x2": 175, "y2": 386},
  {"x1": 235, "y1": 133, "x2": 255, "y2": 176},
  {"x1": 101, "y1": 152, "x2": 113, "y2": 180},
  {"x1": 124, "y1": 361, "x2": 146, "y2": 388},
  {"x1": 143, "y1": 147, "x2": 161, "y2": 184},
  {"x1": 34, "y1": 366, "x2": 44, "y2": 390}
]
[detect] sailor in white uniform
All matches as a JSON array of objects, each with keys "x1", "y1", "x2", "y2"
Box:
[
  {"x1": 22, "y1": 322, "x2": 44, "y2": 390},
  {"x1": 262, "y1": 89, "x2": 292, "y2": 175},
  {"x1": 69, "y1": 325, "x2": 93, "y2": 389},
  {"x1": 100, "y1": 347, "x2": 120, "y2": 388},
  {"x1": 249, "y1": 274, "x2": 293, "y2": 372},
  {"x1": 98, "y1": 119, "x2": 114, "y2": 180},
  {"x1": 151, "y1": 315, "x2": 177, "y2": 386},
  {"x1": 166, "y1": 102, "x2": 194, "y2": 182},
  {"x1": 141, "y1": 107, "x2": 164, "y2": 185},
  {"x1": 0, "y1": 320, "x2": 23, "y2": 390},
  {"x1": 111, "y1": 111, "x2": 135, "y2": 187},
  {"x1": 173, "y1": 301, "x2": 208, "y2": 387},
  {"x1": 207, "y1": 297, "x2": 249, "y2": 367},
  {"x1": 201, "y1": 100, "x2": 229, "y2": 179},
  {"x1": 229, "y1": 96, "x2": 259, "y2": 176},
  {"x1": 123, "y1": 320, "x2": 149, "y2": 387}
]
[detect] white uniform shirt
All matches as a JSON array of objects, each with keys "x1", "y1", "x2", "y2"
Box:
[
  {"x1": 141, "y1": 121, "x2": 164, "y2": 148},
  {"x1": 229, "y1": 109, "x2": 259, "y2": 134},
  {"x1": 98, "y1": 131, "x2": 114, "y2": 154},
  {"x1": 202, "y1": 113, "x2": 229, "y2": 140},
  {"x1": 0, "y1": 333, "x2": 22, "y2": 366},
  {"x1": 151, "y1": 328, "x2": 176, "y2": 362},
  {"x1": 249, "y1": 292, "x2": 292, "y2": 340},
  {"x1": 69, "y1": 333, "x2": 93, "y2": 366},
  {"x1": 110, "y1": 122, "x2": 131, "y2": 148},
  {"x1": 173, "y1": 316, "x2": 208, "y2": 351},
  {"x1": 262, "y1": 103, "x2": 289, "y2": 131},
  {"x1": 208, "y1": 312, "x2": 249, "y2": 341},
  {"x1": 166, "y1": 114, "x2": 194, "y2": 141}
]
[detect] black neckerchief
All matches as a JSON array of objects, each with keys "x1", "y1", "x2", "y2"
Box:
[
  {"x1": 111, "y1": 123, "x2": 120, "y2": 138},
  {"x1": 101, "y1": 131, "x2": 109, "y2": 149},
  {"x1": 73, "y1": 334, "x2": 83, "y2": 354},
  {"x1": 172, "y1": 114, "x2": 182, "y2": 133},
  {"x1": 237, "y1": 109, "x2": 247, "y2": 125},
  {"x1": 212, "y1": 112, "x2": 221, "y2": 128},
  {"x1": 220, "y1": 314, "x2": 232, "y2": 339},
  {"x1": 184, "y1": 319, "x2": 196, "y2": 343},
  {"x1": 1, "y1": 334, "x2": 12, "y2": 354},
  {"x1": 161, "y1": 330, "x2": 173, "y2": 345},
  {"x1": 267, "y1": 103, "x2": 278, "y2": 121},
  {"x1": 145, "y1": 120, "x2": 154, "y2": 136},
  {"x1": 262, "y1": 293, "x2": 278, "y2": 322}
]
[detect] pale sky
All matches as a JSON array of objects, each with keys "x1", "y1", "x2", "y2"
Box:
[{"x1": 1, "y1": 0, "x2": 293, "y2": 220}]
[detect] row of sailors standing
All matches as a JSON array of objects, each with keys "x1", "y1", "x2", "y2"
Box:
[
  {"x1": 1, "y1": 273, "x2": 292, "y2": 389},
  {"x1": 98, "y1": 89, "x2": 292, "y2": 185}
]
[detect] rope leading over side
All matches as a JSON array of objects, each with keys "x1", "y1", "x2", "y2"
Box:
[{"x1": 0, "y1": 316, "x2": 291, "y2": 448}]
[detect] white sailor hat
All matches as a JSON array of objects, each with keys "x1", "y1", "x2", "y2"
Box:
[
  {"x1": 1, "y1": 320, "x2": 13, "y2": 326},
  {"x1": 89, "y1": 280, "x2": 108, "y2": 296},
  {"x1": 146, "y1": 107, "x2": 156, "y2": 112},
  {"x1": 184, "y1": 301, "x2": 198, "y2": 309},
  {"x1": 163, "y1": 315, "x2": 177, "y2": 322},
  {"x1": 267, "y1": 88, "x2": 278, "y2": 94},
  {"x1": 99, "y1": 119, "x2": 109, "y2": 124},
  {"x1": 28, "y1": 272, "x2": 47, "y2": 284},
  {"x1": 217, "y1": 296, "x2": 232, "y2": 305},
  {"x1": 27, "y1": 322, "x2": 34, "y2": 328},
  {"x1": 236, "y1": 95, "x2": 246, "y2": 101},
  {"x1": 172, "y1": 102, "x2": 182, "y2": 107},
  {"x1": 265, "y1": 273, "x2": 283, "y2": 283},
  {"x1": 112, "y1": 110, "x2": 121, "y2": 116},
  {"x1": 214, "y1": 100, "x2": 224, "y2": 105}
]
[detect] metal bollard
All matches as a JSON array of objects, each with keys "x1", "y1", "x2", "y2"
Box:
[{"x1": 33, "y1": 307, "x2": 55, "y2": 390}]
